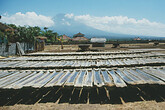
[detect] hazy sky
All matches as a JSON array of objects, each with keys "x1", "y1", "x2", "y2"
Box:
[{"x1": 1, "y1": 0, "x2": 165, "y2": 37}]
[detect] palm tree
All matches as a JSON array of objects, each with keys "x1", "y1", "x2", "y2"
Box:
[
  {"x1": 53, "y1": 32, "x2": 58, "y2": 42},
  {"x1": 44, "y1": 27, "x2": 48, "y2": 32}
]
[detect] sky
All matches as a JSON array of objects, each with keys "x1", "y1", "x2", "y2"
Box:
[{"x1": 1, "y1": 0, "x2": 165, "y2": 37}]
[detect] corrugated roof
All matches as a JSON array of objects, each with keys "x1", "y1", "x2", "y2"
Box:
[{"x1": 91, "y1": 38, "x2": 106, "y2": 43}]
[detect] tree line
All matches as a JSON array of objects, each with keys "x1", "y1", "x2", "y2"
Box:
[{"x1": 0, "y1": 24, "x2": 60, "y2": 43}]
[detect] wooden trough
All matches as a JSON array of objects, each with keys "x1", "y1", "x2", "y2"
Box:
[
  {"x1": 0, "y1": 57, "x2": 165, "y2": 69},
  {"x1": 0, "y1": 50, "x2": 165, "y2": 89},
  {"x1": 0, "y1": 50, "x2": 165, "y2": 105},
  {"x1": 0, "y1": 67, "x2": 165, "y2": 89}
]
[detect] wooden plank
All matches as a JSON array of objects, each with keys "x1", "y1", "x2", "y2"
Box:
[
  {"x1": 0, "y1": 61, "x2": 20, "y2": 67},
  {"x1": 19, "y1": 61, "x2": 37, "y2": 67},
  {"x1": 0, "y1": 71, "x2": 15, "y2": 78},
  {"x1": 19, "y1": 71, "x2": 43, "y2": 87},
  {"x1": 102, "y1": 60, "x2": 107, "y2": 66},
  {"x1": 143, "y1": 68, "x2": 165, "y2": 82},
  {"x1": 83, "y1": 70, "x2": 93, "y2": 87},
  {"x1": 55, "y1": 70, "x2": 71, "y2": 86},
  {"x1": 33, "y1": 71, "x2": 58, "y2": 88},
  {"x1": 34, "y1": 62, "x2": 49, "y2": 67},
  {"x1": 156, "y1": 68, "x2": 165, "y2": 75},
  {"x1": 0, "y1": 71, "x2": 31, "y2": 88},
  {"x1": 122, "y1": 59, "x2": 129, "y2": 65},
  {"x1": 44, "y1": 71, "x2": 65, "y2": 87},
  {"x1": 108, "y1": 70, "x2": 127, "y2": 87},
  {"x1": 23, "y1": 71, "x2": 45, "y2": 87},
  {"x1": 45, "y1": 61, "x2": 56, "y2": 67},
  {"x1": 116, "y1": 60, "x2": 124, "y2": 65},
  {"x1": 115, "y1": 69, "x2": 135, "y2": 85},
  {"x1": 135, "y1": 69, "x2": 164, "y2": 84},
  {"x1": 120, "y1": 69, "x2": 144, "y2": 84},
  {"x1": 127, "y1": 69, "x2": 148, "y2": 84},
  {"x1": 25, "y1": 50, "x2": 148, "y2": 56},
  {"x1": 12, "y1": 61, "x2": 27, "y2": 67},
  {"x1": 106, "y1": 60, "x2": 110, "y2": 65},
  {"x1": 93, "y1": 70, "x2": 104, "y2": 87},
  {"x1": 6, "y1": 71, "x2": 37, "y2": 89},
  {"x1": 31, "y1": 71, "x2": 51, "y2": 87},
  {"x1": 74, "y1": 70, "x2": 86, "y2": 87},
  {"x1": 101, "y1": 70, "x2": 114, "y2": 86},
  {"x1": 0, "y1": 71, "x2": 20, "y2": 85},
  {"x1": 5, "y1": 52, "x2": 162, "y2": 61},
  {"x1": 110, "y1": 60, "x2": 118, "y2": 66},
  {"x1": 65, "y1": 70, "x2": 80, "y2": 86},
  {"x1": 1, "y1": 57, "x2": 16, "y2": 61},
  {"x1": 0, "y1": 71, "x2": 20, "y2": 86}
]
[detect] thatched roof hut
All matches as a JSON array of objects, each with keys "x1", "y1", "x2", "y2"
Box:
[
  {"x1": 0, "y1": 22, "x2": 14, "y2": 32},
  {"x1": 73, "y1": 32, "x2": 85, "y2": 38},
  {"x1": 60, "y1": 34, "x2": 71, "y2": 42},
  {"x1": 72, "y1": 36, "x2": 88, "y2": 42}
]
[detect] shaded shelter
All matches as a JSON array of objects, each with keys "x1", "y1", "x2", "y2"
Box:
[{"x1": 91, "y1": 37, "x2": 106, "y2": 47}]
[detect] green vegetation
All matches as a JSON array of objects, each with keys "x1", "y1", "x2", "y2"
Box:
[{"x1": 0, "y1": 24, "x2": 60, "y2": 44}]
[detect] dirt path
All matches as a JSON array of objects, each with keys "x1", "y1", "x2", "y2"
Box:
[{"x1": 1, "y1": 101, "x2": 165, "y2": 110}]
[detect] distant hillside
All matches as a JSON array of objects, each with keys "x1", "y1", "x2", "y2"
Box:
[{"x1": 51, "y1": 14, "x2": 165, "y2": 40}]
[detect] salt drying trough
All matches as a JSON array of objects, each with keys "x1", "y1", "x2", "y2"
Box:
[
  {"x1": 0, "y1": 68, "x2": 165, "y2": 89},
  {"x1": 0, "y1": 49, "x2": 165, "y2": 105},
  {"x1": 0, "y1": 50, "x2": 165, "y2": 89}
]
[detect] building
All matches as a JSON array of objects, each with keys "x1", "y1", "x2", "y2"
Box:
[
  {"x1": 73, "y1": 32, "x2": 85, "y2": 38},
  {"x1": 35, "y1": 36, "x2": 47, "y2": 51},
  {"x1": 134, "y1": 37, "x2": 141, "y2": 41},
  {"x1": 91, "y1": 37, "x2": 106, "y2": 47},
  {"x1": 0, "y1": 22, "x2": 14, "y2": 32},
  {"x1": 72, "y1": 32, "x2": 88, "y2": 42},
  {"x1": 0, "y1": 22, "x2": 15, "y2": 43},
  {"x1": 72, "y1": 36, "x2": 88, "y2": 42},
  {"x1": 59, "y1": 34, "x2": 71, "y2": 42}
]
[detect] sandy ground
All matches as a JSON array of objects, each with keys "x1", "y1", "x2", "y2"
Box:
[
  {"x1": 1, "y1": 101, "x2": 165, "y2": 110},
  {"x1": 43, "y1": 43, "x2": 165, "y2": 53}
]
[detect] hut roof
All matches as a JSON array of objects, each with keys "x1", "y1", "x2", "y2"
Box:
[
  {"x1": 60, "y1": 34, "x2": 71, "y2": 40},
  {"x1": 72, "y1": 36, "x2": 88, "y2": 41},
  {"x1": 73, "y1": 32, "x2": 85, "y2": 37},
  {"x1": 36, "y1": 36, "x2": 47, "y2": 40},
  {"x1": 0, "y1": 22, "x2": 14, "y2": 32},
  {"x1": 91, "y1": 38, "x2": 106, "y2": 43}
]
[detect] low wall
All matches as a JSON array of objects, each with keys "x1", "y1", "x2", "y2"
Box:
[{"x1": 0, "y1": 42, "x2": 34, "y2": 56}]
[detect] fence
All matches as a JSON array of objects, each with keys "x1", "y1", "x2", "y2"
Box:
[{"x1": 0, "y1": 42, "x2": 35, "y2": 56}]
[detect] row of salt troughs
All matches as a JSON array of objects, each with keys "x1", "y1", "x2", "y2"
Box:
[
  {"x1": 24, "y1": 50, "x2": 151, "y2": 56},
  {"x1": 0, "y1": 57, "x2": 165, "y2": 69},
  {"x1": 2, "y1": 52, "x2": 165, "y2": 61},
  {"x1": 0, "y1": 67, "x2": 165, "y2": 89}
]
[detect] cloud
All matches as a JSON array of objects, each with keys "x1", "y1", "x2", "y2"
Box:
[
  {"x1": 65, "y1": 13, "x2": 74, "y2": 19},
  {"x1": 64, "y1": 14, "x2": 165, "y2": 37},
  {"x1": 1, "y1": 12, "x2": 54, "y2": 27},
  {"x1": 62, "y1": 18, "x2": 71, "y2": 26}
]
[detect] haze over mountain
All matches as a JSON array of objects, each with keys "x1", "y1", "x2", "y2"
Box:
[
  {"x1": 51, "y1": 14, "x2": 117, "y2": 37},
  {"x1": 50, "y1": 13, "x2": 165, "y2": 40}
]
